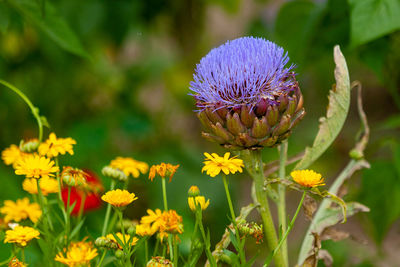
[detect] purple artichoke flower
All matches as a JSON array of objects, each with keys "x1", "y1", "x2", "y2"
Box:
[{"x1": 190, "y1": 37, "x2": 305, "y2": 149}]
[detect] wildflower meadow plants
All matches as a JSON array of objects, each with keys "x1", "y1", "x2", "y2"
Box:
[{"x1": 0, "y1": 36, "x2": 371, "y2": 266}]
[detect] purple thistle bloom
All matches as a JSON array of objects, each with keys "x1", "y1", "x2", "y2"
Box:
[{"x1": 190, "y1": 37, "x2": 296, "y2": 110}]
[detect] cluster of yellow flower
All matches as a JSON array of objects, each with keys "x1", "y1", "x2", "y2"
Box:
[{"x1": 0, "y1": 129, "x2": 325, "y2": 266}]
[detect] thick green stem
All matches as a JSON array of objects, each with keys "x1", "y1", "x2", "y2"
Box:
[
  {"x1": 65, "y1": 186, "x2": 72, "y2": 244},
  {"x1": 265, "y1": 192, "x2": 306, "y2": 267},
  {"x1": 0, "y1": 80, "x2": 43, "y2": 142},
  {"x1": 161, "y1": 178, "x2": 168, "y2": 211},
  {"x1": 101, "y1": 179, "x2": 116, "y2": 236},
  {"x1": 221, "y1": 175, "x2": 246, "y2": 264},
  {"x1": 278, "y1": 141, "x2": 288, "y2": 266},
  {"x1": 242, "y1": 149, "x2": 285, "y2": 267}
]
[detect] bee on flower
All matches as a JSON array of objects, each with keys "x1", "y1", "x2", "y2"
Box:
[
  {"x1": 105, "y1": 233, "x2": 138, "y2": 249},
  {"x1": 38, "y1": 132, "x2": 76, "y2": 158}
]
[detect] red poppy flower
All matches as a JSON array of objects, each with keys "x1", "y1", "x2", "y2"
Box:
[{"x1": 61, "y1": 169, "x2": 103, "y2": 216}]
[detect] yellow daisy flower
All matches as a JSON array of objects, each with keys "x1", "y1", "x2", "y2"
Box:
[
  {"x1": 4, "y1": 226, "x2": 40, "y2": 247},
  {"x1": 22, "y1": 177, "x2": 59, "y2": 196},
  {"x1": 148, "y1": 163, "x2": 179, "y2": 182},
  {"x1": 291, "y1": 169, "x2": 325, "y2": 188},
  {"x1": 14, "y1": 154, "x2": 59, "y2": 179},
  {"x1": 101, "y1": 189, "x2": 138, "y2": 207},
  {"x1": 106, "y1": 233, "x2": 138, "y2": 249},
  {"x1": 1, "y1": 145, "x2": 26, "y2": 167},
  {"x1": 140, "y1": 209, "x2": 183, "y2": 242},
  {"x1": 55, "y1": 240, "x2": 98, "y2": 266},
  {"x1": 38, "y1": 132, "x2": 76, "y2": 158},
  {"x1": 110, "y1": 157, "x2": 148, "y2": 178},
  {"x1": 0, "y1": 198, "x2": 42, "y2": 223},
  {"x1": 202, "y1": 152, "x2": 244, "y2": 177},
  {"x1": 188, "y1": 196, "x2": 210, "y2": 211}
]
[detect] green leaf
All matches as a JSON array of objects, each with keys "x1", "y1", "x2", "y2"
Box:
[
  {"x1": 295, "y1": 46, "x2": 351, "y2": 170},
  {"x1": 358, "y1": 161, "x2": 400, "y2": 243},
  {"x1": 8, "y1": 0, "x2": 88, "y2": 57},
  {"x1": 349, "y1": 0, "x2": 400, "y2": 47},
  {"x1": 274, "y1": 0, "x2": 324, "y2": 63}
]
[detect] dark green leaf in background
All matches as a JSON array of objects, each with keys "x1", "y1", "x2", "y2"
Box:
[
  {"x1": 7, "y1": 0, "x2": 88, "y2": 57},
  {"x1": 0, "y1": 3, "x2": 10, "y2": 33},
  {"x1": 349, "y1": 0, "x2": 400, "y2": 47},
  {"x1": 274, "y1": 0, "x2": 324, "y2": 63},
  {"x1": 358, "y1": 159, "x2": 400, "y2": 244}
]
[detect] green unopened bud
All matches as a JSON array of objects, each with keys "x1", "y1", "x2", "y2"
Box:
[
  {"x1": 127, "y1": 226, "x2": 135, "y2": 236},
  {"x1": 188, "y1": 186, "x2": 200, "y2": 197},
  {"x1": 115, "y1": 250, "x2": 124, "y2": 259},
  {"x1": 95, "y1": 237, "x2": 107, "y2": 247},
  {"x1": 19, "y1": 139, "x2": 39, "y2": 152},
  {"x1": 102, "y1": 166, "x2": 128, "y2": 181}
]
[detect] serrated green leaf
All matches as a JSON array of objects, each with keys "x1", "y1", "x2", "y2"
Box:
[
  {"x1": 8, "y1": 0, "x2": 88, "y2": 57},
  {"x1": 349, "y1": 0, "x2": 400, "y2": 47},
  {"x1": 295, "y1": 46, "x2": 350, "y2": 170}
]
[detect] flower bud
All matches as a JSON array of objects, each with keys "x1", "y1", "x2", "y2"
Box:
[
  {"x1": 188, "y1": 186, "x2": 200, "y2": 197},
  {"x1": 102, "y1": 166, "x2": 128, "y2": 182},
  {"x1": 147, "y1": 256, "x2": 173, "y2": 267},
  {"x1": 19, "y1": 139, "x2": 39, "y2": 153},
  {"x1": 115, "y1": 250, "x2": 124, "y2": 259}
]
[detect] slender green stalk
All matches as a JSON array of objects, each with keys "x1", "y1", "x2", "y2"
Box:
[
  {"x1": 96, "y1": 250, "x2": 107, "y2": 267},
  {"x1": 168, "y1": 235, "x2": 174, "y2": 262},
  {"x1": 102, "y1": 179, "x2": 116, "y2": 236},
  {"x1": 265, "y1": 191, "x2": 306, "y2": 267},
  {"x1": 36, "y1": 179, "x2": 53, "y2": 231},
  {"x1": 221, "y1": 175, "x2": 246, "y2": 264},
  {"x1": 153, "y1": 238, "x2": 160, "y2": 256},
  {"x1": 21, "y1": 248, "x2": 25, "y2": 263},
  {"x1": 241, "y1": 149, "x2": 285, "y2": 267},
  {"x1": 161, "y1": 178, "x2": 168, "y2": 211},
  {"x1": 197, "y1": 210, "x2": 216, "y2": 267},
  {"x1": 145, "y1": 239, "x2": 149, "y2": 263},
  {"x1": 278, "y1": 141, "x2": 288, "y2": 266},
  {"x1": 65, "y1": 186, "x2": 72, "y2": 245},
  {"x1": 0, "y1": 80, "x2": 43, "y2": 142},
  {"x1": 173, "y1": 236, "x2": 178, "y2": 267}
]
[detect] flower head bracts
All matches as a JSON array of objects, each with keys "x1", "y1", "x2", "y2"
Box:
[{"x1": 190, "y1": 37, "x2": 295, "y2": 110}]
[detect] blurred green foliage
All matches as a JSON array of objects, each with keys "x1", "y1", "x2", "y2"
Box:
[{"x1": 0, "y1": 0, "x2": 399, "y2": 265}]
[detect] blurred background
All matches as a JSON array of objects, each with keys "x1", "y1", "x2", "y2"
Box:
[{"x1": 0, "y1": 0, "x2": 399, "y2": 266}]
